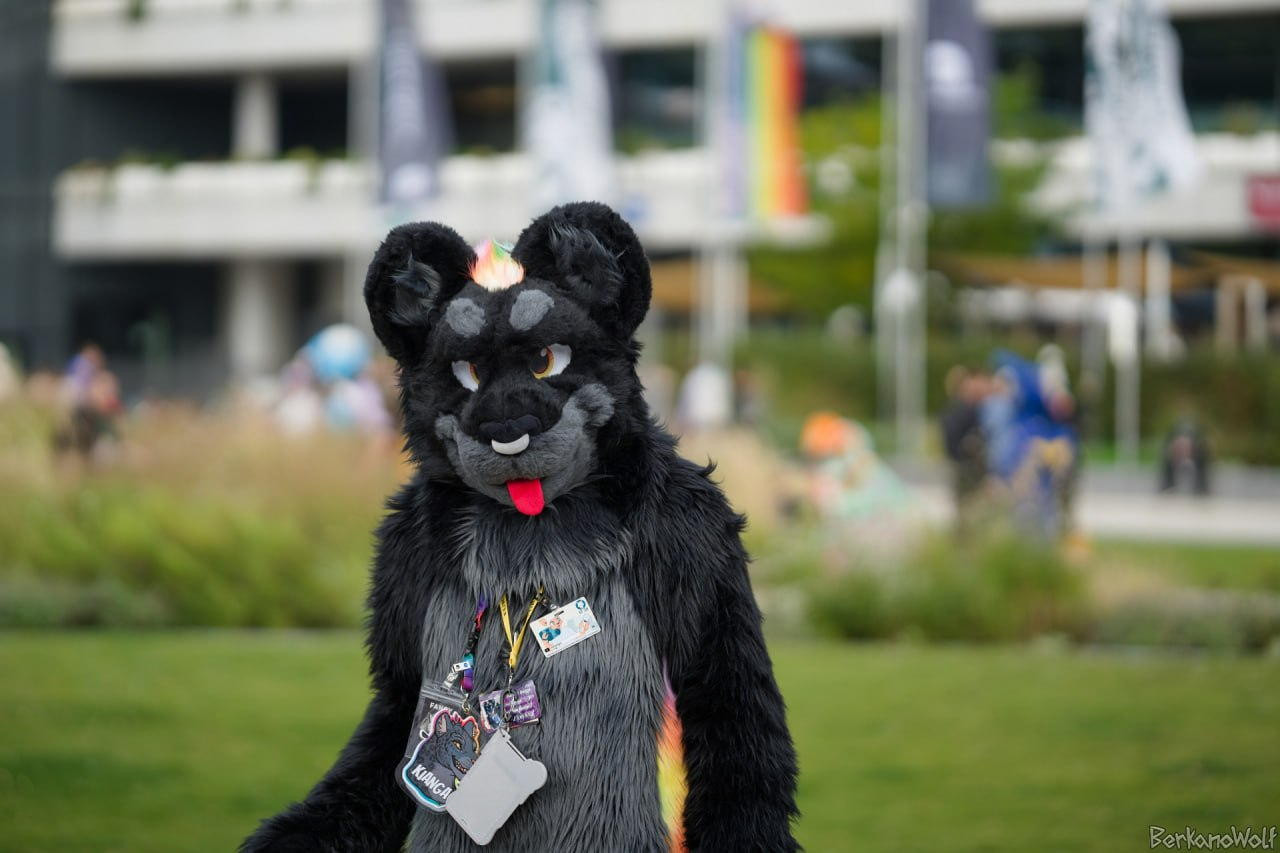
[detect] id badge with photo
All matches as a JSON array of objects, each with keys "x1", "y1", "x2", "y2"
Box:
[{"x1": 530, "y1": 597, "x2": 601, "y2": 658}]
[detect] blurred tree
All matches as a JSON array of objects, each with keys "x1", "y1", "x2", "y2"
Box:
[{"x1": 748, "y1": 68, "x2": 1063, "y2": 318}]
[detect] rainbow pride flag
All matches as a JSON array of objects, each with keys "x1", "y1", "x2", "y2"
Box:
[{"x1": 725, "y1": 19, "x2": 808, "y2": 219}]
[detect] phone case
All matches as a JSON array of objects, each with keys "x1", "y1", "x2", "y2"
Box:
[{"x1": 444, "y1": 729, "x2": 548, "y2": 846}]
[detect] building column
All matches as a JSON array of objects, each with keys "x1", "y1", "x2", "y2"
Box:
[
  {"x1": 1215, "y1": 276, "x2": 1240, "y2": 353},
  {"x1": 233, "y1": 73, "x2": 279, "y2": 159},
  {"x1": 1244, "y1": 277, "x2": 1268, "y2": 353},
  {"x1": 1144, "y1": 239, "x2": 1175, "y2": 360},
  {"x1": 226, "y1": 260, "x2": 294, "y2": 382}
]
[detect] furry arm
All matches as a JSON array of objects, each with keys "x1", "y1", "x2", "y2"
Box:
[{"x1": 654, "y1": 471, "x2": 800, "y2": 852}]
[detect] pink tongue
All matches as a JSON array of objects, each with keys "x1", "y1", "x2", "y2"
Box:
[{"x1": 506, "y1": 479, "x2": 545, "y2": 516}]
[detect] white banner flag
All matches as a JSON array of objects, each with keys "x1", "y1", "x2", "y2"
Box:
[
  {"x1": 1086, "y1": 0, "x2": 1201, "y2": 213},
  {"x1": 525, "y1": 0, "x2": 615, "y2": 209}
]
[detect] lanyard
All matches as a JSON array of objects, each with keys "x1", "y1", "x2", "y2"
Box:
[
  {"x1": 498, "y1": 586, "x2": 545, "y2": 678},
  {"x1": 444, "y1": 596, "x2": 488, "y2": 694},
  {"x1": 459, "y1": 596, "x2": 487, "y2": 693}
]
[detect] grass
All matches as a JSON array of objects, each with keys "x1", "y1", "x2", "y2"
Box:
[{"x1": 1, "y1": 633, "x2": 1277, "y2": 852}]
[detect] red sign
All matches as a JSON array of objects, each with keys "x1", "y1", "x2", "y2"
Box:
[{"x1": 1247, "y1": 174, "x2": 1280, "y2": 229}]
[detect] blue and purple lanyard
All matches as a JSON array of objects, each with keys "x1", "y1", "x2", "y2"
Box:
[{"x1": 458, "y1": 596, "x2": 487, "y2": 693}]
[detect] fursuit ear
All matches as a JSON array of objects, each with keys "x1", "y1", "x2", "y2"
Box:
[
  {"x1": 511, "y1": 202, "x2": 652, "y2": 339},
  {"x1": 364, "y1": 222, "x2": 476, "y2": 365}
]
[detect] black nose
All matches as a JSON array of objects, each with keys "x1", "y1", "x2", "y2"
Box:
[{"x1": 479, "y1": 414, "x2": 543, "y2": 443}]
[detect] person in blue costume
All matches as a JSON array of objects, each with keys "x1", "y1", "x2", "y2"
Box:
[{"x1": 982, "y1": 349, "x2": 1080, "y2": 538}]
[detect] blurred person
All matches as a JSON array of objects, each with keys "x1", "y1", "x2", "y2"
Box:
[
  {"x1": 800, "y1": 411, "x2": 910, "y2": 521},
  {"x1": 1159, "y1": 413, "x2": 1211, "y2": 496},
  {"x1": 979, "y1": 365, "x2": 1017, "y2": 478},
  {"x1": 940, "y1": 366, "x2": 990, "y2": 537},
  {"x1": 274, "y1": 324, "x2": 394, "y2": 441},
  {"x1": 53, "y1": 342, "x2": 123, "y2": 463},
  {"x1": 800, "y1": 411, "x2": 915, "y2": 567},
  {"x1": 62, "y1": 342, "x2": 105, "y2": 406},
  {"x1": 325, "y1": 370, "x2": 394, "y2": 438},
  {"x1": 274, "y1": 355, "x2": 324, "y2": 436},
  {"x1": 57, "y1": 365, "x2": 123, "y2": 462},
  {"x1": 986, "y1": 351, "x2": 1081, "y2": 541}
]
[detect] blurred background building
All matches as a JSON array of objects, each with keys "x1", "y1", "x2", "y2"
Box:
[{"x1": 2, "y1": 0, "x2": 1277, "y2": 397}]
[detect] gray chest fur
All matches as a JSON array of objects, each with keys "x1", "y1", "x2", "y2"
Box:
[{"x1": 406, "y1": 504, "x2": 668, "y2": 853}]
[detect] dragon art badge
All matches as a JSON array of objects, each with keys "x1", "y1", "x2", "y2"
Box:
[{"x1": 398, "y1": 706, "x2": 482, "y2": 811}]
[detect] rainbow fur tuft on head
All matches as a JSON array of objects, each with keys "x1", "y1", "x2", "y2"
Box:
[{"x1": 470, "y1": 239, "x2": 525, "y2": 290}]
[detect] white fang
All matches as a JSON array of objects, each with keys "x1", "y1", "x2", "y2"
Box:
[{"x1": 490, "y1": 434, "x2": 530, "y2": 455}]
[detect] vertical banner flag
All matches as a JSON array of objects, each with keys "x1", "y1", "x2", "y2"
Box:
[
  {"x1": 721, "y1": 11, "x2": 807, "y2": 220},
  {"x1": 1086, "y1": 0, "x2": 1200, "y2": 212},
  {"x1": 525, "y1": 0, "x2": 615, "y2": 209},
  {"x1": 924, "y1": 0, "x2": 992, "y2": 208},
  {"x1": 377, "y1": 0, "x2": 451, "y2": 206}
]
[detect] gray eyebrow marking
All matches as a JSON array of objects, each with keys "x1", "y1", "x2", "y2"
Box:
[
  {"x1": 445, "y1": 297, "x2": 486, "y2": 337},
  {"x1": 509, "y1": 290, "x2": 554, "y2": 331}
]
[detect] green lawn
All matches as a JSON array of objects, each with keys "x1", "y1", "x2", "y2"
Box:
[{"x1": 1, "y1": 633, "x2": 1276, "y2": 852}]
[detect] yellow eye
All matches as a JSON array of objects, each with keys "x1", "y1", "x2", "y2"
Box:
[
  {"x1": 531, "y1": 344, "x2": 571, "y2": 380},
  {"x1": 451, "y1": 360, "x2": 480, "y2": 391},
  {"x1": 532, "y1": 348, "x2": 554, "y2": 379}
]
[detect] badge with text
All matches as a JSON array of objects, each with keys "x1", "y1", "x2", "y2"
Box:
[
  {"x1": 531, "y1": 597, "x2": 600, "y2": 658},
  {"x1": 477, "y1": 679, "x2": 542, "y2": 733},
  {"x1": 397, "y1": 683, "x2": 482, "y2": 812}
]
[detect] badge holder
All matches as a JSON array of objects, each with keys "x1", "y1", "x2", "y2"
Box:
[
  {"x1": 396, "y1": 681, "x2": 483, "y2": 812},
  {"x1": 401, "y1": 587, "x2": 552, "y2": 841},
  {"x1": 445, "y1": 728, "x2": 548, "y2": 846}
]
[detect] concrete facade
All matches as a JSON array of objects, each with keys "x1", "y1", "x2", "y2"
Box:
[{"x1": 10, "y1": 0, "x2": 1280, "y2": 387}]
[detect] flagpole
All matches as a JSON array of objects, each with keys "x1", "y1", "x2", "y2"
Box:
[
  {"x1": 1116, "y1": 221, "x2": 1142, "y2": 466},
  {"x1": 874, "y1": 11, "x2": 898, "y2": 434},
  {"x1": 894, "y1": 0, "x2": 927, "y2": 458},
  {"x1": 1080, "y1": 223, "x2": 1107, "y2": 434}
]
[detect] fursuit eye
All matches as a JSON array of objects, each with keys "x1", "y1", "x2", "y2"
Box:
[
  {"x1": 531, "y1": 344, "x2": 571, "y2": 380},
  {"x1": 451, "y1": 360, "x2": 480, "y2": 391}
]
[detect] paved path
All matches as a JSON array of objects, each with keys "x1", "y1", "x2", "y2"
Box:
[{"x1": 908, "y1": 478, "x2": 1280, "y2": 546}]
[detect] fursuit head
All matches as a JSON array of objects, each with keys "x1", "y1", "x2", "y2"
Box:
[{"x1": 242, "y1": 202, "x2": 798, "y2": 853}]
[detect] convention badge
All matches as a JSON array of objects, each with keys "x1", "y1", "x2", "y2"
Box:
[
  {"x1": 477, "y1": 679, "x2": 542, "y2": 733},
  {"x1": 531, "y1": 597, "x2": 601, "y2": 658},
  {"x1": 396, "y1": 682, "x2": 482, "y2": 812},
  {"x1": 445, "y1": 728, "x2": 548, "y2": 846}
]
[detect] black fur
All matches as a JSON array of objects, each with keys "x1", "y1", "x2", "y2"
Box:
[{"x1": 242, "y1": 202, "x2": 798, "y2": 852}]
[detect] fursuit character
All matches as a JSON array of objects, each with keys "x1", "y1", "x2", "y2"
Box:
[{"x1": 242, "y1": 203, "x2": 798, "y2": 852}]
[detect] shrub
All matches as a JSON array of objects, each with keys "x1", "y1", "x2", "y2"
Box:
[
  {"x1": 0, "y1": 399, "x2": 404, "y2": 628},
  {"x1": 1090, "y1": 587, "x2": 1280, "y2": 653},
  {"x1": 809, "y1": 530, "x2": 1088, "y2": 644},
  {"x1": 0, "y1": 576, "x2": 171, "y2": 628}
]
